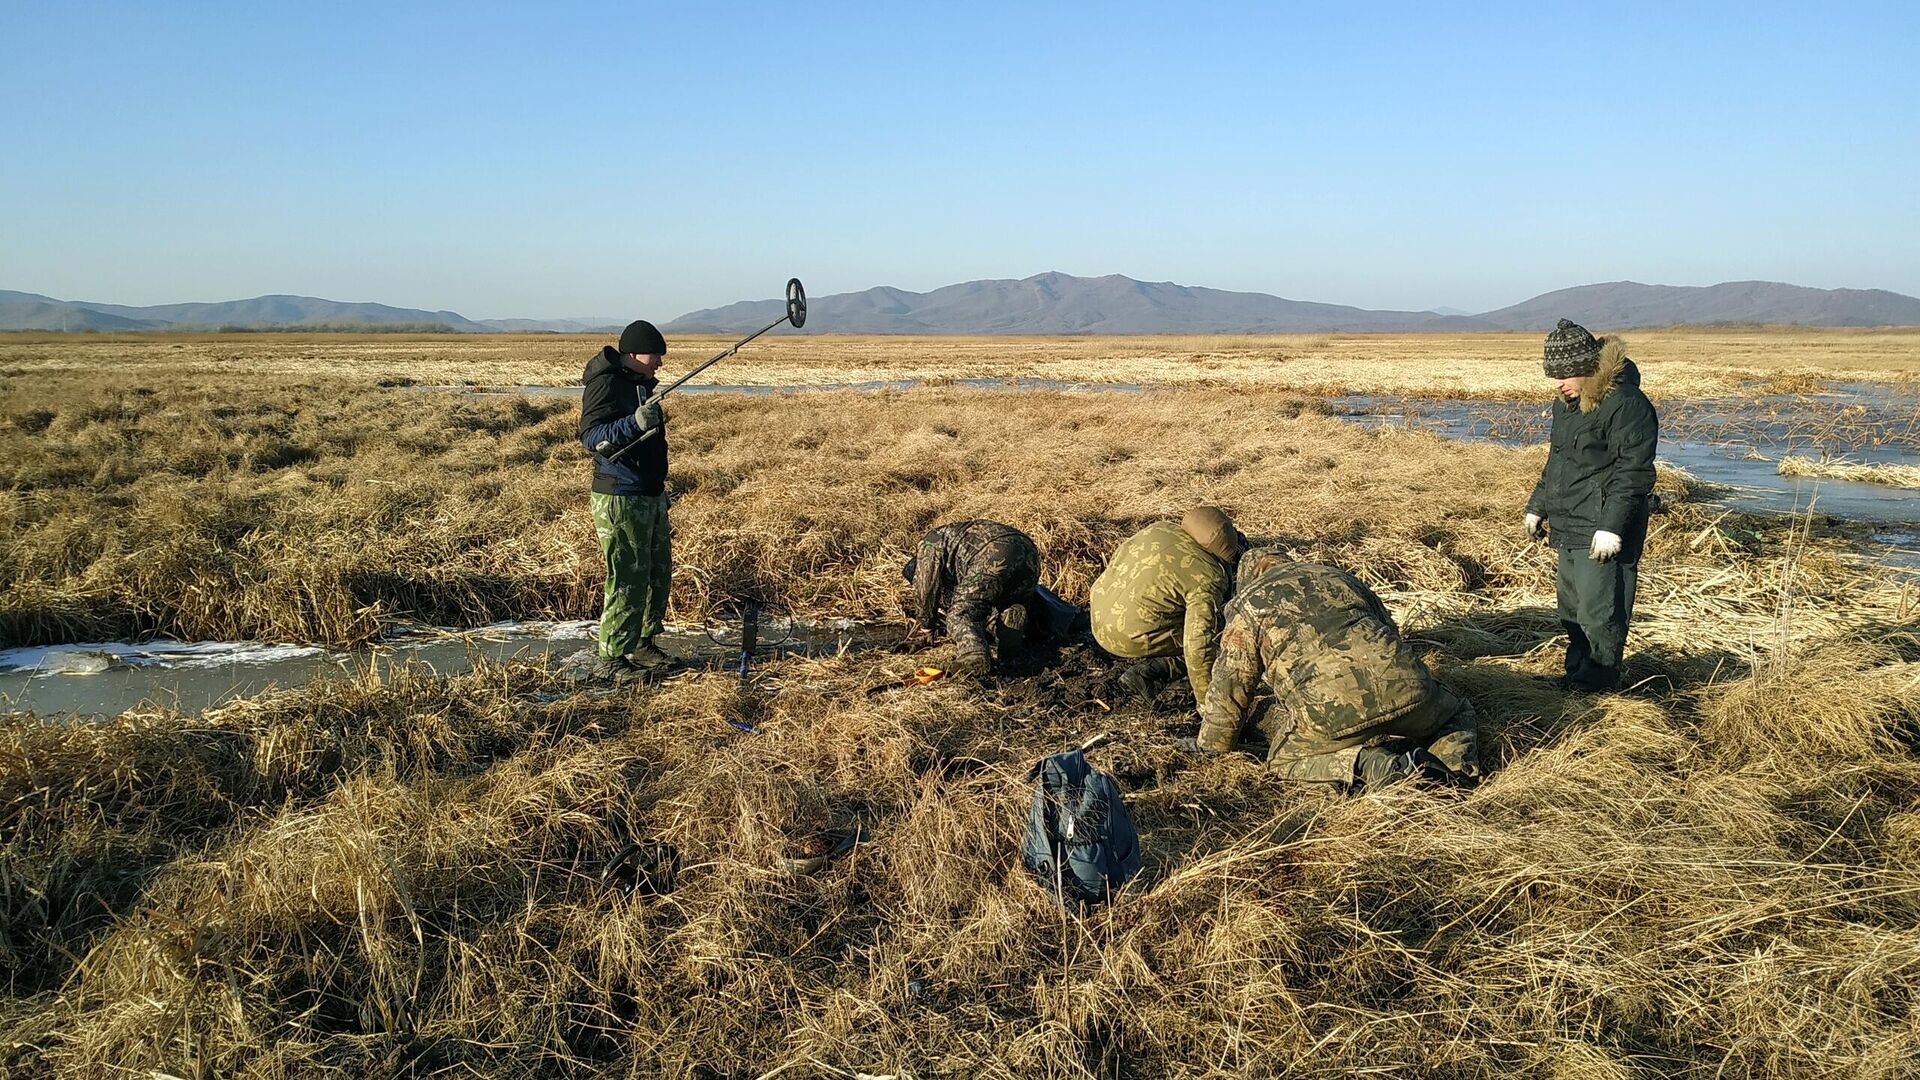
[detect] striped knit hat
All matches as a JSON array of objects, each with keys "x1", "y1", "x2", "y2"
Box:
[{"x1": 1543, "y1": 318, "x2": 1602, "y2": 378}]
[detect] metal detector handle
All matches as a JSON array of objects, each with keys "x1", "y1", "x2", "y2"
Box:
[{"x1": 602, "y1": 278, "x2": 806, "y2": 466}]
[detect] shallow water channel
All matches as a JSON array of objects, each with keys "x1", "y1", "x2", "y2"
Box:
[
  {"x1": 9, "y1": 380, "x2": 1915, "y2": 719},
  {"x1": 1331, "y1": 384, "x2": 1920, "y2": 532},
  {"x1": 0, "y1": 618, "x2": 897, "y2": 720}
]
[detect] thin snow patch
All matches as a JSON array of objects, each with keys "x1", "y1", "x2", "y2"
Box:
[{"x1": 0, "y1": 641, "x2": 327, "y2": 676}]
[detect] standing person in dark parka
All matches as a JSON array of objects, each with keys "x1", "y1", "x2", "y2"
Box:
[
  {"x1": 578, "y1": 320, "x2": 675, "y2": 683},
  {"x1": 1524, "y1": 319, "x2": 1659, "y2": 692}
]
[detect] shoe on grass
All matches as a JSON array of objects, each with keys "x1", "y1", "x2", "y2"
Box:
[
  {"x1": 628, "y1": 639, "x2": 673, "y2": 670},
  {"x1": 584, "y1": 653, "x2": 650, "y2": 685}
]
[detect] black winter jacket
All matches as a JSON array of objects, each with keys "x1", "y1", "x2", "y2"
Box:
[
  {"x1": 1525, "y1": 339, "x2": 1659, "y2": 560},
  {"x1": 578, "y1": 346, "x2": 667, "y2": 496}
]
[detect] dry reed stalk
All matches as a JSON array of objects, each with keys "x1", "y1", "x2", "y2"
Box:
[{"x1": 1776, "y1": 455, "x2": 1920, "y2": 489}]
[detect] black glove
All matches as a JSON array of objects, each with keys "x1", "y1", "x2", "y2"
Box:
[{"x1": 633, "y1": 396, "x2": 666, "y2": 434}]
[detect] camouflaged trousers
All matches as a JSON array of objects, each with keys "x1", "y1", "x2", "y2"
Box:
[
  {"x1": 591, "y1": 492, "x2": 671, "y2": 658},
  {"x1": 1264, "y1": 689, "x2": 1479, "y2": 786},
  {"x1": 946, "y1": 534, "x2": 1041, "y2": 665}
]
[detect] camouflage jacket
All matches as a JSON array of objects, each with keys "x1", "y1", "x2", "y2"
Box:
[
  {"x1": 1197, "y1": 561, "x2": 1440, "y2": 754},
  {"x1": 1090, "y1": 521, "x2": 1233, "y2": 704},
  {"x1": 911, "y1": 520, "x2": 1032, "y2": 625}
]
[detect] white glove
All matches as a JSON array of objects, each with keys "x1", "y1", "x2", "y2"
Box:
[
  {"x1": 1589, "y1": 530, "x2": 1622, "y2": 562},
  {"x1": 1523, "y1": 512, "x2": 1546, "y2": 541}
]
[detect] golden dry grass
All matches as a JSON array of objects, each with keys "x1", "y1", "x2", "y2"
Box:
[
  {"x1": 3, "y1": 370, "x2": 1904, "y2": 653},
  {"x1": 1776, "y1": 455, "x2": 1920, "y2": 489},
  {"x1": 3, "y1": 362, "x2": 1920, "y2": 1077},
  {"x1": 5, "y1": 326, "x2": 1920, "y2": 396}
]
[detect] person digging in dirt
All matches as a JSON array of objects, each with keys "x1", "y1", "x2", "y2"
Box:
[
  {"x1": 1523, "y1": 319, "x2": 1659, "y2": 693},
  {"x1": 1181, "y1": 548, "x2": 1480, "y2": 791},
  {"x1": 901, "y1": 519, "x2": 1042, "y2": 676},
  {"x1": 576, "y1": 320, "x2": 676, "y2": 684},
  {"x1": 1090, "y1": 506, "x2": 1247, "y2": 706}
]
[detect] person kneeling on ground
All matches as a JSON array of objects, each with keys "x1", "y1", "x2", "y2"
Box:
[
  {"x1": 1090, "y1": 506, "x2": 1247, "y2": 705},
  {"x1": 577, "y1": 320, "x2": 676, "y2": 684},
  {"x1": 1524, "y1": 319, "x2": 1659, "y2": 693},
  {"x1": 1187, "y1": 549, "x2": 1481, "y2": 793},
  {"x1": 902, "y1": 519, "x2": 1042, "y2": 676}
]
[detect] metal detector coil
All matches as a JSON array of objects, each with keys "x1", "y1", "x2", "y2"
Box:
[
  {"x1": 786, "y1": 277, "x2": 807, "y2": 329},
  {"x1": 602, "y1": 276, "x2": 809, "y2": 464}
]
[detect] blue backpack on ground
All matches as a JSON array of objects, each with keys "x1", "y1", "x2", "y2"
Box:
[{"x1": 1021, "y1": 750, "x2": 1142, "y2": 909}]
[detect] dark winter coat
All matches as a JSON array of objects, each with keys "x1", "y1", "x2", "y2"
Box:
[
  {"x1": 1525, "y1": 339, "x2": 1658, "y2": 561},
  {"x1": 579, "y1": 346, "x2": 667, "y2": 496}
]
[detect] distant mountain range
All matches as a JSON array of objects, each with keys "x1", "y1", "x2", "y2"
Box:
[
  {"x1": 665, "y1": 274, "x2": 1920, "y2": 333},
  {"x1": 6, "y1": 275, "x2": 1919, "y2": 335},
  {"x1": 0, "y1": 290, "x2": 618, "y2": 334}
]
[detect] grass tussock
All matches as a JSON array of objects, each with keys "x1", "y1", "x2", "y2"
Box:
[
  {"x1": 4, "y1": 629, "x2": 1919, "y2": 1076},
  {"x1": 4, "y1": 359, "x2": 1920, "y2": 1075},
  {"x1": 2, "y1": 373, "x2": 1900, "y2": 653},
  {"x1": 1777, "y1": 454, "x2": 1920, "y2": 489}
]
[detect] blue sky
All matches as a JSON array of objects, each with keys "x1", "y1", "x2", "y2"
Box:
[{"x1": 3, "y1": 2, "x2": 1915, "y2": 319}]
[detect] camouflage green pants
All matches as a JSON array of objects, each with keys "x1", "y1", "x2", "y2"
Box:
[
  {"x1": 947, "y1": 535, "x2": 1041, "y2": 666},
  {"x1": 1265, "y1": 690, "x2": 1480, "y2": 787},
  {"x1": 591, "y1": 492, "x2": 671, "y2": 658}
]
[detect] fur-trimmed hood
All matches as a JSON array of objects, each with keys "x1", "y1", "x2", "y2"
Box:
[{"x1": 1577, "y1": 337, "x2": 1637, "y2": 413}]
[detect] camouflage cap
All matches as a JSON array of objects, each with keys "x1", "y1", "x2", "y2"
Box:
[
  {"x1": 1235, "y1": 546, "x2": 1288, "y2": 590},
  {"x1": 1181, "y1": 505, "x2": 1247, "y2": 564}
]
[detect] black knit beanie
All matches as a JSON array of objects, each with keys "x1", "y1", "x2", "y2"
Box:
[
  {"x1": 1543, "y1": 318, "x2": 1601, "y2": 378},
  {"x1": 618, "y1": 320, "x2": 667, "y2": 356}
]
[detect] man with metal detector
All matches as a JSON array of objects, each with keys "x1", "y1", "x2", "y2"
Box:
[
  {"x1": 578, "y1": 319, "x2": 676, "y2": 683},
  {"x1": 574, "y1": 279, "x2": 808, "y2": 685}
]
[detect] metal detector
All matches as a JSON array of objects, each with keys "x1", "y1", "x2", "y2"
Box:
[{"x1": 604, "y1": 277, "x2": 807, "y2": 464}]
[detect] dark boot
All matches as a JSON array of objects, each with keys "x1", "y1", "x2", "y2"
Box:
[
  {"x1": 951, "y1": 646, "x2": 991, "y2": 677},
  {"x1": 629, "y1": 636, "x2": 672, "y2": 671},
  {"x1": 585, "y1": 653, "x2": 650, "y2": 685},
  {"x1": 1116, "y1": 655, "x2": 1183, "y2": 703},
  {"x1": 995, "y1": 602, "x2": 1030, "y2": 662},
  {"x1": 1352, "y1": 745, "x2": 1417, "y2": 792},
  {"x1": 1559, "y1": 663, "x2": 1621, "y2": 693}
]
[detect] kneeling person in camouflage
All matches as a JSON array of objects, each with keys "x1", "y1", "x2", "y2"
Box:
[
  {"x1": 903, "y1": 520, "x2": 1042, "y2": 675},
  {"x1": 1091, "y1": 506, "x2": 1246, "y2": 705},
  {"x1": 1194, "y1": 550, "x2": 1480, "y2": 791}
]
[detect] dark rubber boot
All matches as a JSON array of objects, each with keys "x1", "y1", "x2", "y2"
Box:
[
  {"x1": 996, "y1": 602, "x2": 1030, "y2": 662},
  {"x1": 629, "y1": 637, "x2": 672, "y2": 671},
  {"x1": 1117, "y1": 655, "x2": 1182, "y2": 703},
  {"x1": 587, "y1": 654, "x2": 649, "y2": 685}
]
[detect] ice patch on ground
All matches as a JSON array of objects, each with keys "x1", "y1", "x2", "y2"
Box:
[{"x1": 0, "y1": 640, "x2": 329, "y2": 676}]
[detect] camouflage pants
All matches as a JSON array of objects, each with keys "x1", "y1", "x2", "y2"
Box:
[
  {"x1": 1557, "y1": 549, "x2": 1638, "y2": 683},
  {"x1": 947, "y1": 535, "x2": 1041, "y2": 666},
  {"x1": 1265, "y1": 690, "x2": 1480, "y2": 787},
  {"x1": 591, "y1": 492, "x2": 671, "y2": 658}
]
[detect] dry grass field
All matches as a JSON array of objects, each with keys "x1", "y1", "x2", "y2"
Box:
[
  {"x1": 3, "y1": 334, "x2": 1919, "y2": 1077},
  {"x1": 5, "y1": 326, "x2": 1920, "y2": 395}
]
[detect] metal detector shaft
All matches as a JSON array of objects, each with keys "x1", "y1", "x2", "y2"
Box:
[{"x1": 604, "y1": 277, "x2": 806, "y2": 465}]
